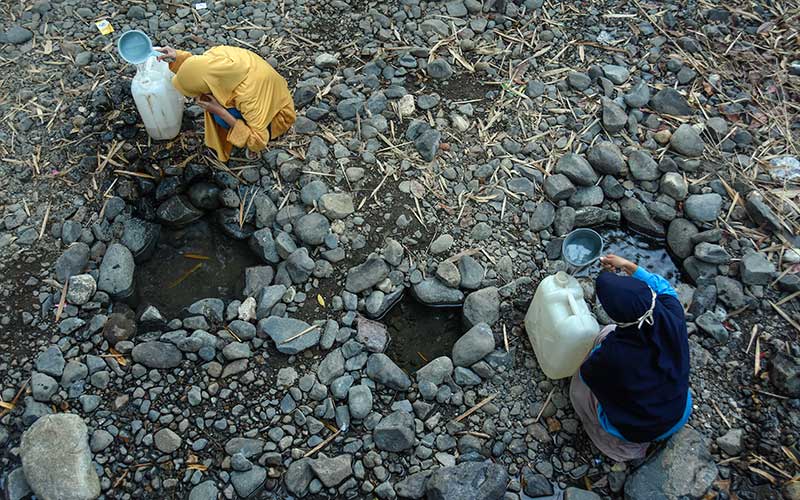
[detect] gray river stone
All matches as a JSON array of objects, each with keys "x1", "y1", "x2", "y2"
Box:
[
  {"x1": 416, "y1": 356, "x2": 454, "y2": 385},
  {"x1": 586, "y1": 141, "x2": 624, "y2": 175},
  {"x1": 97, "y1": 243, "x2": 135, "y2": 299},
  {"x1": 258, "y1": 316, "x2": 320, "y2": 354},
  {"x1": 452, "y1": 323, "x2": 496, "y2": 367},
  {"x1": 319, "y1": 193, "x2": 355, "y2": 219},
  {"x1": 412, "y1": 278, "x2": 464, "y2": 305},
  {"x1": 121, "y1": 218, "x2": 160, "y2": 263},
  {"x1": 555, "y1": 154, "x2": 598, "y2": 186},
  {"x1": 685, "y1": 193, "x2": 723, "y2": 222},
  {"x1": 348, "y1": 384, "x2": 373, "y2": 419},
  {"x1": 20, "y1": 414, "x2": 101, "y2": 500},
  {"x1": 650, "y1": 87, "x2": 692, "y2": 116},
  {"x1": 310, "y1": 455, "x2": 353, "y2": 487},
  {"x1": 231, "y1": 466, "x2": 266, "y2": 498},
  {"x1": 366, "y1": 353, "x2": 411, "y2": 390},
  {"x1": 249, "y1": 228, "x2": 281, "y2": 264},
  {"x1": 225, "y1": 438, "x2": 265, "y2": 458},
  {"x1": 426, "y1": 461, "x2": 509, "y2": 500},
  {"x1": 154, "y1": 428, "x2": 182, "y2": 453},
  {"x1": 345, "y1": 257, "x2": 390, "y2": 293},
  {"x1": 294, "y1": 213, "x2": 330, "y2": 246},
  {"x1": 157, "y1": 195, "x2": 204, "y2": 227},
  {"x1": 189, "y1": 481, "x2": 218, "y2": 500},
  {"x1": 374, "y1": 410, "x2": 415, "y2": 452},
  {"x1": 55, "y1": 242, "x2": 90, "y2": 282},
  {"x1": 131, "y1": 341, "x2": 182, "y2": 369},
  {"x1": 624, "y1": 428, "x2": 717, "y2": 500},
  {"x1": 463, "y1": 287, "x2": 500, "y2": 327},
  {"x1": 35, "y1": 346, "x2": 65, "y2": 377}
]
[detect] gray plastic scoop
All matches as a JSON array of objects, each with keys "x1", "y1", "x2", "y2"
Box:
[{"x1": 562, "y1": 228, "x2": 604, "y2": 272}]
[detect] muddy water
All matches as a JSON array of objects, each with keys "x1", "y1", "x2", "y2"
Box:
[
  {"x1": 383, "y1": 293, "x2": 464, "y2": 373},
  {"x1": 576, "y1": 228, "x2": 680, "y2": 283},
  {"x1": 135, "y1": 219, "x2": 260, "y2": 318}
]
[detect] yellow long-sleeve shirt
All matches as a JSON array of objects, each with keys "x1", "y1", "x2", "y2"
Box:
[{"x1": 170, "y1": 47, "x2": 296, "y2": 162}]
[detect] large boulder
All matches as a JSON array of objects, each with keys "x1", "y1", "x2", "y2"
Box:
[
  {"x1": 20, "y1": 414, "x2": 101, "y2": 500},
  {"x1": 624, "y1": 428, "x2": 718, "y2": 500},
  {"x1": 425, "y1": 461, "x2": 509, "y2": 500}
]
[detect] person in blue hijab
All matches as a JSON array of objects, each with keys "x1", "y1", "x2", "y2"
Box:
[{"x1": 569, "y1": 253, "x2": 691, "y2": 462}]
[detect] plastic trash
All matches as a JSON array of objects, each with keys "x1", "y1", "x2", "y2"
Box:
[
  {"x1": 525, "y1": 271, "x2": 600, "y2": 379},
  {"x1": 131, "y1": 57, "x2": 184, "y2": 140},
  {"x1": 118, "y1": 30, "x2": 160, "y2": 65}
]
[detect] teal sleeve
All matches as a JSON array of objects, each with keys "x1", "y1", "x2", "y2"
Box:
[{"x1": 633, "y1": 267, "x2": 677, "y2": 299}]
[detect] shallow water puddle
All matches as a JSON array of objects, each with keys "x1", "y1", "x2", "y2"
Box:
[
  {"x1": 383, "y1": 293, "x2": 463, "y2": 373},
  {"x1": 135, "y1": 219, "x2": 260, "y2": 318},
  {"x1": 576, "y1": 228, "x2": 680, "y2": 283}
]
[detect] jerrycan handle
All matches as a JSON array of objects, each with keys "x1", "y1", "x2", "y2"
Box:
[{"x1": 566, "y1": 291, "x2": 580, "y2": 317}]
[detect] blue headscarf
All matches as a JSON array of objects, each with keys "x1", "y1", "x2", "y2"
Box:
[{"x1": 580, "y1": 271, "x2": 689, "y2": 442}]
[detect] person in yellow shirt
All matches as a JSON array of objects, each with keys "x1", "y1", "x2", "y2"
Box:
[{"x1": 157, "y1": 45, "x2": 296, "y2": 162}]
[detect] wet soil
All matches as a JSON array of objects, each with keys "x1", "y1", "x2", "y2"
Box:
[
  {"x1": 383, "y1": 292, "x2": 464, "y2": 373},
  {"x1": 134, "y1": 219, "x2": 260, "y2": 319}
]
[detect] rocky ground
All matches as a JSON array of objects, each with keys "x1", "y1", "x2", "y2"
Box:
[{"x1": 1, "y1": 0, "x2": 800, "y2": 499}]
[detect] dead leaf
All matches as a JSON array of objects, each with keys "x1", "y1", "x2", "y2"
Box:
[{"x1": 317, "y1": 294, "x2": 325, "y2": 308}]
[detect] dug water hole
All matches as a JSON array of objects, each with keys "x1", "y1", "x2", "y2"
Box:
[
  {"x1": 383, "y1": 293, "x2": 463, "y2": 373},
  {"x1": 135, "y1": 219, "x2": 260, "y2": 318}
]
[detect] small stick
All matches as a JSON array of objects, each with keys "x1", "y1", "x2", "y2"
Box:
[
  {"x1": 754, "y1": 388, "x2": 789, "y2": 400},
  {"x1": 303, "y1": 429, "x2": 341, "y2": 458},
  {"x1": 38, "y1": 202, "x2": 50, "y2": 240},
  {"x1": 503, "y1": 324, "x2": 509, "y2": 352},
  {"x1": 280, "y1": 324, "x2": 320, "y2": 344},
  {"x1": 754, "y1": 338, "x2": 761, "y2": 377},
  {"x1": 445, "y1": 248, "x2": 482, "y2": 263},
  {"x1": 745, "y1": 325, "x2": 759, "y2": 354},
  {"x1": 534, "y1": 388, "x2": 555, "y2": 423},
  {"x1": 712, "y1": 401, "x2": 732, "y2": 429},
  {"x1": 455, "y1": 393, "x2": 496, "y2": 422},
  {"x1": 55, "y1": 279, "x2": 68, "y2": 322},
  {"x1": 0, "y1": 377, "x2": 31, "y2": 417}
]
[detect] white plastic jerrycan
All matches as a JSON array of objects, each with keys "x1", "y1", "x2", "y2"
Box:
[
  {"x1": 525, "y1": 271, "x2": 600, "y2": 379},
  {"x1": 131, "y1": 57, "x2": 184, "y2": 140}
]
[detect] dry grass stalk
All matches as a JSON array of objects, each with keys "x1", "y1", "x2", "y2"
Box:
[
  {"x1": 38, "y1": 202, "x2": 50, "y2": 240},
  {"x1": 769, "y1": 301, "x2": 800, "y2": 334}
]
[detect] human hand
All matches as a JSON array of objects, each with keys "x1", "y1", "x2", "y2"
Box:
[
  {"x1": 599, "y1": 254, "x2": 637, "y2": 275},
  {"x1": 155, "y1": 46, "x2": 177, "y2": 62},
  {"x1": 196, "y1": 94, "x2": 224, "y2": 115}
]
